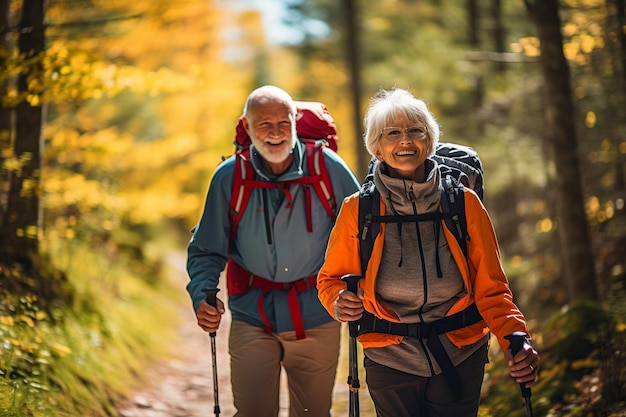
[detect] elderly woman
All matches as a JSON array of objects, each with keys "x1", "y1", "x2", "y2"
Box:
[{"x1": 317, "y1": 88, "x2": 539, "y2": 417}]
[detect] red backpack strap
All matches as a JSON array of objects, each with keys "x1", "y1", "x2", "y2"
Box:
[
  {"x1": 228, "y1": 152, "x2": 255, "y2": 252},
  {"x1": 304, "y1": 141, "x2": 337, "y2": 230},
  {"x1": 229, "y1": 143, "x2": 337, "y2": 247},
  {"x1": 228, "y1": 151, "x2": 295, "y2": 249}
]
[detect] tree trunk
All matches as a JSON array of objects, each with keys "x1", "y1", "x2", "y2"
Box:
[
  {"x1": 612, "y1": 0, "x2": 626, "y2": 190},
  {"x1": 491, "y1": 0, "x2": 505, "y2": 72},
  {"x1": 524, "y1": 0, "x2": 598, "y2": 302},
  {"x1": 0, "y1": 0, "x2": 12, "y2": 223},
  {"x1": 468, "y1": 0, "x2": 479, "y2": 45},
  {"x1": 1, "y1": 0, "x2": 46, "y2": 263},
  {"x1": 343, "y1": 0, "x2": 367, "y2": 179},
  {"x1": 467, "y1": 0, "x2": 484, "y2": 108},
  {"x1": 615, "y1": 0, "x2": 626, "y2": 93}
]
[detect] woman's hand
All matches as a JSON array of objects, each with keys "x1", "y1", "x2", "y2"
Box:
[
  {"x1": 504, "y1": 339, "x2": 540, "y2": 388},
  {"x1": 333, "y1": 288, "x2": 364, "y2": 322},
  {"x1": 195, "y1": 297, "x2": 225, "y2": 333}
]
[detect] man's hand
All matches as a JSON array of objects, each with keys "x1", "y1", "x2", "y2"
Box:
[{"x1": 196, "y1": 297, "x2": 225, "y2": 333}]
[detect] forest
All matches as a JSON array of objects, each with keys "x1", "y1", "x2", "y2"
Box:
[{"x1": 0, "y1": 0, "x2": 624, "y2": 416}]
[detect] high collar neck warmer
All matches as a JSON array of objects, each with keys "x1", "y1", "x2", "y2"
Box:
[{"x1": 373, "y1": 158, "x2": 441, "y2": 215}]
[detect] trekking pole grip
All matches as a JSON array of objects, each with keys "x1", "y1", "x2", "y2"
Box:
[
  {"x1": 340, "y1": 274, "x2": 361, "y2": 338},
  {"x1": 202, "y1": 288, "x2": 220, "y2": 337},
  {"x1": 505, "y1": 332, "x2": 532, "y2": 398},
  {"x1": 341, "y1": 274, "x2": 361, "y2": 294}
]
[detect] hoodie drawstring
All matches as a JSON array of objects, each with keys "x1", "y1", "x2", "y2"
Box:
[
  {"x1": 411, "y1": 200, "x2": 428, "y2": 282},
  {"x1": 433, "y1": 214, "x2": 443, "y2": 278},
  {"x1": 262, "y1": 189, "x2": 272, "y2": 245}
]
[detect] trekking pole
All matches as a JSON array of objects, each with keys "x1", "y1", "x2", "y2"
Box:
[
  {"x1": 202, "y1": 288, "x2": 221, "y2": 417},
  {"x1": 505, "y1": 332, "x2": 534, "y2": 417},
  {"x1": 341, "y1": 274, "x2": 361, "y2": 417}
]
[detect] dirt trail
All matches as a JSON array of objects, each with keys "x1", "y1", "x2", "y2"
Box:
[
  {"x1": 117, "y1": 252, "x2": 238, "y2": 417},
  {"x1": 117, "y1": 303, "x2": 237, "y2": 417},
  {"x1": 116, "y1": 252, "x2": 370, "y2": 417}
]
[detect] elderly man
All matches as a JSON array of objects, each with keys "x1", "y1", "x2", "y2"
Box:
[{"x1": 187, "y1": 85, "x2": 360, "y2": 417}]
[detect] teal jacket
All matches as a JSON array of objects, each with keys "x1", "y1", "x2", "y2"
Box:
[{"x1": 187, "y1": 140, "x2": 360, "y2": 333}]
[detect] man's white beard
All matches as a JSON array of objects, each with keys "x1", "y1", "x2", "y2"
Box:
[{"x1": 253, "y1": 127, "x2": 297, "y2": 164}]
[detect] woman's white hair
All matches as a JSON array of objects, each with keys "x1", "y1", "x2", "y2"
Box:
[{"x1": 363, "y1": 88, "x2": 440, "y2": 158}]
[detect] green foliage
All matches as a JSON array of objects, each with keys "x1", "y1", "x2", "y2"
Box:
[
  {"x1": 0, "y1": 253, "x2": 74, "y2": 312},
  {"x1": 544, "y1": 302, "x2": 613, "y2": 362},
  {"x1": 0, "y1": 237, "x2": 181, "y2": 417},
  {"x1": 481, "y1": 338, "x2": 551, "y2": 417},
  {"x1": 0, "y1": 294, "x2": 52, "y2": 416},
  {"x1": 535, "y1": 304, "x2": 626, "y2": 416},
  {"x1": 482, "y1": 301, "x2": 625, "y2": 416}
]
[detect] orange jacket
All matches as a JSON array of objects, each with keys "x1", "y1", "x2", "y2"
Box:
[{"x1": 317, "y1": 188, "x2": 529, "y2": 352}]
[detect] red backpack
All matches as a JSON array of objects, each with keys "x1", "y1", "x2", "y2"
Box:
[
  {"x1": 227, "y1": 102, "x2": 339, "y2": 250},
  {"x1": 225, "y1": 102, "x2": 341, "y2": 340}
]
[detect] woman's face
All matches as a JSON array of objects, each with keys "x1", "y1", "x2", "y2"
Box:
[{"x1": 375, "y1": 118, "x2": 430, "y2": 181}]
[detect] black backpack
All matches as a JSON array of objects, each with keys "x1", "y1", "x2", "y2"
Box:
[{"x1": 358, "y1": 142, "x2": 484, "y2": 276}]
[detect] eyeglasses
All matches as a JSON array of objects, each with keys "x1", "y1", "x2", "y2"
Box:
[{"x1": 379, "y1": 126, "x2": 428, "y2": 142}]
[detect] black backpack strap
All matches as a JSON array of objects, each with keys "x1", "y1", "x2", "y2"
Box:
[
  {"x1": 357, "y1": 304, "x2": 484, "y2": 401},
  {"x1": 358, "y1": 179, "x2": 379, "y2": 278},
  {"x1": 358, "y1": 303, "x2": 483, "y2": 337},
  {"x1": 360, "y1": 173, "x2": 471, "y2": 274},
  {"x1": 440, "y1": 176, "x2": 470, "y2": 258}
]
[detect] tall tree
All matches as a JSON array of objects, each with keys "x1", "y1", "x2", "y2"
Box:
[
  {"x1": 0, "y1": 0, "x2": 46, "y2": 262},
  {"x1": 524, "y1": 0, "x2": 598, "y2": 302},
  {"x1": 467, "y1": 0, "x2": 484, "y2": 108},
  {"x1": 491, "y1": 0, "x2": 505, "y2": 73},
  {"x1": 0, "y1": 0, "x2": 12, "y2": 203},
  {"x1": 615, "y1": 0, "x2": 626, "y2": 92},
  {"x1": 611, "y1": 0, "x2": 626, "y2": 190},
  {"x1": 343, "y1": 0, "x2": 367, "y2": 178}
]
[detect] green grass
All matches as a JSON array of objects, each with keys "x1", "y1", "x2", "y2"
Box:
[{"x1": 0, "y1": 239, "x2": 182, "y2": 417}]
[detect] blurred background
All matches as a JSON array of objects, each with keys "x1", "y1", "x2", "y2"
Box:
[{"x1": 0, "y1": 0, "x2": 624, "y2": 416}]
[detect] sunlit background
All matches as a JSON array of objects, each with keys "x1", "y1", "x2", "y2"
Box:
[{"x1": 1, "y1": 1, "x2": 624, "y2": 416}]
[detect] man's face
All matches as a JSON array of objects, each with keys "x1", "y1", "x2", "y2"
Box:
[{"x1": 244, "y1": 101, "x2": 297, "y2": 169}]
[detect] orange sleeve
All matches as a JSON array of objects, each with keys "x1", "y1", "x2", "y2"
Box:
[
  {"x1": 464, "y1": 190, "x2": 529, "y2": 351},
  {"x1": 317, "y1": 193, "x2": 363, "y2": 318},
  {"x1": 318, "y1": 194, "x2": 404, "y2": 349}
]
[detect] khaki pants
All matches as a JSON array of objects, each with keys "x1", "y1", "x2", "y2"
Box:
[{"x1": 229, "y1": 320, "x2": 340, "y2": 417}]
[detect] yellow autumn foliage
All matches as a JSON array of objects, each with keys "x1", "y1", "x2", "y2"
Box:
[{"x1": 32, "y1": 0, "x2": 256, "y2": 253}]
